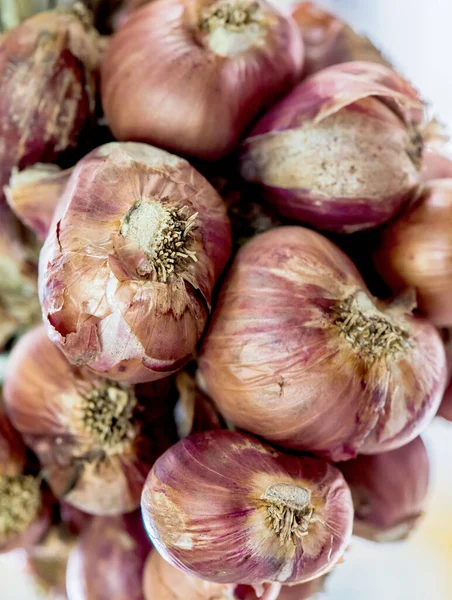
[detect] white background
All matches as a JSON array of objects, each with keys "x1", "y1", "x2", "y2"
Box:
[{"x1": 2, "y1": 0, "x2": 452, "y2": 598}]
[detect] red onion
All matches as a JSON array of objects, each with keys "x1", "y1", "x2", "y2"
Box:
[
  {"x1": 339, "y1": 436, "x2": 429, "y2": 542},
  {"x1": 292, "y1": 1, "x2": 390, "y2": 76},
  {"x1": 101, "y1": 0, "x2": 303, "y2": 161},
  {"x1": 39, "y1": 142, "x2": 231, "y2": 383},
  {"x1": 374, "y1": 179, "x2": 452, "y2": 326},
  {"x1": 199, "y1": 226, "x2": 446, "y2": 461},
  {"x1": 0, "y1": 4, "x2": 100, "y2": 202},
  {"x1": 66, "y1": 511, "x2": 151, "y2": 600},
  {"x1": 141, "y1": 430, "x2": 353, "y2": 586},
  {"x1": 4, "y1": 325, "x2": 177, "y2": 515},
  {"x1": 240, "y1": 61, "x2": 424, "y2": 233}
]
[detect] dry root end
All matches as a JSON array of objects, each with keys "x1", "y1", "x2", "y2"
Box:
[
  {"x1": 68, "y1": 2, "x2": 94, "y2": 29},
  {"x1": 407, "y1": 126, "x2": 424, "y2": 171},
  {"x1": 80, "y1": 385, "x2": 137, "y2": 451},
  {"x1": 262, "y1": 483, "x2": 316, "y2": 546},
  {"x1": 199, "y1": 1, "x2": 262, "y2": 33},
  {"x1": 0, "y1": 474, "x2": 41, "y2": 539},
  {"x1": 120, "y1": 199, "x2": 198, "y2": 283},
  {"x1": 333, "y1": 291, "x2": 410, "y2": 363}
]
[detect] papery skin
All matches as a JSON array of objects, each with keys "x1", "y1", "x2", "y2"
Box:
[
  {"x1": 199, "y1": 227, "x2": 447, "y2": 461},
  {"x1": 292, "y1": 1, "x2": 390, "y2": 76},
  {"x1": 39, "y1": 142, "x2": 231, "y2": 383},
  {"x1": 101, "y1": 0, "x2": 304, "y2": 161},
  {"x1": 0, "y1": 203, "x2": 41, "y2": 350},
  {"x1": 374, "y1": 179, "x2": 452, "y2": 326},
  {"x1": 3, "y1": 325, "x2": 176, "y2": 516},
  {"x1": 438, "y1": 387, "x2": 452, "y2": 421},
  {"x1": 240, "y1": 61, "x2": 424, "y2": 233},
  {"x1": 339, "y1": 437, "x2": 429, "y2": 542},
  {"x1": 421, "y1": 150, "x2": 452, "y2": 181},
  {"x1": 0, "y1": 7, "x2": 99, "y2": 204},
  {"x1": 66, "y1": 511, "x2": 151, "y2": 600},
  {"x1": 6, "y1": 164, "x2": 73, "y2": 241},
  {"x1": 141, "y1": 430, "x2": 353, "y2": 585}
]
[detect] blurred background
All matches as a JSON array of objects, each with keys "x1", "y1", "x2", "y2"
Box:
[{"x1": 1, "y1": 0, "x2": 452, "y2": 598}]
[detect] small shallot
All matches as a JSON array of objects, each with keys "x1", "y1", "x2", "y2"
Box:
[
  {"x1": 141, "y1": 430, "x2": 353, "y2": 585},
  {"x1": 374, "y1": 179, "x2": 452, "y2": 326},
  {"x1": 4, "y1": 326, "x2": 177, "y2": 515},
  {"x1": 66, "y1": 511, "x2": 151, "y2": 600},
  {"x1": 101, "y1": 0, "x2": 303, "y2": 160},
  {"x1": 339, "y1": 437, "x2": 429, "y2": 542},
  {"x1": 199, "y1": 227, "x2": 446, "y2": 460},
  {"x1": 39, "y1": 142, "x2": 231, "y2": 383},
  {"x1": 240, "y1": 61, "x2": 424, "y2": 233}
]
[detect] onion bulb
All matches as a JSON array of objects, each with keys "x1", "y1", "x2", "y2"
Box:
[
  {"x1": 141, "y1": 430, "x2": 353, "y2": 586},
  {"x1": 143, "y1": 551, "x2": 288, "y2": 600},
  {"x1": 4, "y1": 325, "x2": 177, "y2": 516},
  {"x1": 6, "y1": 164, "x2": 73, "y2": 241},
  {"x1": 0, "y1": 4, "x2": 100, "y2": 201},
  {"x1": 101, "y1": 0, "x2": 303, "y2": 161},
  {"x1": 339, "y1": 436, "x2": 429, "y2": 542},
  {"x1": 199, "y1": 227, "x2": 446, "y2": 461},
  {"x1": 240, "y1": 61, "x2": 424, "y2": 233},
  {"x1": 66, "y1": 511, "x2": 151, "y2": 600},
  {"x1": 374, "y1": 179, "x2": 452, "y2": 326},
  {"x1": 39, "y1": 142, "x2": 231, "y2": 384},
  {"x1": 292, "y1": 1, "x2": 390, "y2": 76},
  {"x1": 0, "y1": 400, "x2": 52, "y2": 553}
]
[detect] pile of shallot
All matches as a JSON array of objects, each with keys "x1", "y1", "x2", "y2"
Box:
[{"x1": 0, "y1": 1, "x2": 450, "y2": 599}]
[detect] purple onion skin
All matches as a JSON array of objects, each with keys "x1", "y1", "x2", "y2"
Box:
[
  {"x1": 240, "y1": 61, "x2": 424, "y2": 234},
  {"x1": 66, "y1": 511, "x2": 151, "y2": 600},
  {"x1": 339, "y1": 436, "x2": 429, "y2": 542}
]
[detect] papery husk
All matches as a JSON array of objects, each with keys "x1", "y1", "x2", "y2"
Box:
[
  {"x1": 241, "y1": 61, "x2": 425, "y2": 233},
  {"x1": 6, "y1": 164, "x2": 73, "y2": 240},
  {"x1": 199, "y1": 227, "x2": 446, "y2": 460},
  {"x1": 339, "y1": 436, "x2": 429, "y2": 542},
  {"x1": 4, "y1": 325, "x2": 177, "y2": 515},
  {"x1": 39, "y1": 142, "x2": 231, "y2": 383},
  {"x1": 142, "y1": 430, "x2": 353, "y2": 585},
  {"x1": 66, "y1": 511, "x2": 151, "y2": 600}
]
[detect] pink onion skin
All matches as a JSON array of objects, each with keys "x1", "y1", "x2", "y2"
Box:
[
  {"x1": 101, "y1": 0, "x2": 304, "y2": 161},
  {"x1": 4, "y1": 325, "x2": 176, "y2": 516},
  {"x1": 374, "y1": 180, "x2": 452, "y2": 326},
  {"x1": 5, "y1": 165, "x2": 73, "y2": 241},
  {"x1": 38, "y1": 142, "x2": 231, "y2": 384},
  {"x1": 292, "y1": 2, "x2": 389, "y2": 76},
  {"x1": 66, "y1": 511, "x2": 151, "y2": 600},
  {"x1": 421, "y1": 150, "x2": 452, "y2": 181},
  {"x1": 339, "y1": 436, "x2": 429, "y2": 542},
  {"x1": 0, "y1": 7, "x2": 99, "y2": 204},
  {"x1": 141, "y1": 430, "x2": 353, "y2": 586},
  {"x1": 240, "y1": 61, "x2": 424, "y2": 233},
  {"x1": 438, "y1": 389, "x2": 452, "y2": 421},
  {"x1": 199, "y1": 227, "x2": 446, "y2": 461}
]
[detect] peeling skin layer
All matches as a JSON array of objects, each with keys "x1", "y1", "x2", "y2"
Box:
[
  {"x1": 38, "y1": 142, "x2": 231, "y2": 384},
  {"x1": 198, "y1": 227, "x2": 447, "y2": 460},
  {"x1": 142, "y1": 430, "x2": 353, "y2": 585},
  {"x1": 241, "y1": 98, "x2": 420, "y2": 232}
]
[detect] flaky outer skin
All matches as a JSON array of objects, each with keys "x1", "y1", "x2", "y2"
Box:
[
  {"x1": 240, "y1": 62, "x2": 424, "y2": 233},
  {"x1": 0, "y1": 8, "x2": 99, "y2": 202},
  {"x1": 199, "y1": 227, "x2": 446, "y2": 461},
  {"x1": 39, "y1": 142, "x2": 231, "y2": 384}
]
